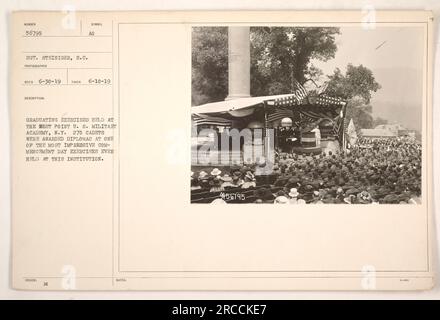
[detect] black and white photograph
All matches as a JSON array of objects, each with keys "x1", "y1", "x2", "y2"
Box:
[
  {"x1": 5, "y1": 7, "x2": 436, "y2": 295},
  {"x1": 191, "y1": 25, "x2": 424, "y2": 205}
]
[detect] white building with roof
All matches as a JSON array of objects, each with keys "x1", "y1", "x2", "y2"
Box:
[{"x1": 360, "y1": 123, "x2": 416, "y2": 139}]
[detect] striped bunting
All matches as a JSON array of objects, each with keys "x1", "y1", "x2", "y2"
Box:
[
  {"x1": 299, "y1": 112, "x2": 343, "y2": 136},
  {"x1": 267, "y1": 108, "x2": 294, "y2": 123},
  {"x1": 273, "y1": 92, "x2": 304, "y2": 107},
  {"x1": 274, "y1": 92, "x2": 345, "y2": 108},
  {"x1": 315, "y1": 94, "x2": 345, "y2": 106},
  {"x1": 292, "y1": 78, "x2": 308, "y2": 101},
  {"x1": 191, "y1": 113, "x2": 233, "y2": 127}
]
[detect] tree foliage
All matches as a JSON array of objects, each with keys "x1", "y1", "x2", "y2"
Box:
[
  {"x1": 250, "y1": 27, "x2": 340, "y2": 96},
  {"x1": 192, "y1": 27, "x2": 228, "y2": 106},
  {"x1": 345, "y1": 96, "x2": 373, "y2": 130},
  {"x1": 191, "y1": 28, "x2": 383, "y2": 131},
  {"x1": 326, "y1": 64, "x2": 381, "y2": 129},
  {"x1": 326, "y1": 64, "x2": 381, "y2": 104},
  {"x1": 192, "y1": 27, "x2": 340, "y2": 105}
]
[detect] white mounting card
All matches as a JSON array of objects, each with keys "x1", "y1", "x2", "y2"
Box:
[{"x1": 10, "y1": 10, "x2": 434, "y2": 290}]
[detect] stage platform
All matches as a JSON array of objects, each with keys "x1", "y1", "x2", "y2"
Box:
[
  {"x1": 191, "y1": 139, "x2": 341, "y2": 166},
  {"x1": 291, "y1": 139, "x2": 340, "y2": 155},
  {"x1": 291, "y1": 146, "x2": 322, "y2": 155}
]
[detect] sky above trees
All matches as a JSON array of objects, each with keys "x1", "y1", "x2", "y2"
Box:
[
  {"x1": 313, "y1": 26, "x2": 424, "y2": 131},
  {"x1": 192, "y1": 26, "x2": 424, "y2": 131}
]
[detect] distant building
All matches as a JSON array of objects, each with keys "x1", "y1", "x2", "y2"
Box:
[
  {"x1": 360, "y1": 128, "x2": 397, "y2": 138},
  {"x1": 360, "y1": 123, "x2": 416, "y2": 139},
  {"x1": 374, "y1": 124, "x2": 407, "y2": 133}
]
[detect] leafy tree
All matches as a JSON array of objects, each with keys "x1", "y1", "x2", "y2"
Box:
[
  {"x1": 192, "y1": 27, "x2": 340, "y2": 105},
  {"x1": 345, "y1": 96, "x2": 373, "y2": 130},
  {"x1": 250, "y1": 27, "x2": 339, "y2": 96},
  {"x1": 192, "y1": 27, "x2": 228, "y2": 105},
  {"x1": 326, "y1": 64, "x2": 381, "y2": 104},
  {"x1": 326, "y1": 64, "x2": 381, "y2": 129}
]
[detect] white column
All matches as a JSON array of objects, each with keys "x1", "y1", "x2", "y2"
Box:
[{"x1": 225, "y1": 27, "x2": 250, "y2": 100}]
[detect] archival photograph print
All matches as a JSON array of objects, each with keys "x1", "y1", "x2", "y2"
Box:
[{"x1": 191, "y1": 26, "x2": 423, "y2": 204}]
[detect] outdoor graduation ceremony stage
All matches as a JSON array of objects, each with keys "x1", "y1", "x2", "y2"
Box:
[
  {"x1": 191, "y1": 87, "x2": 347, "y2": 166},
  {"x1": 191, "y1": 26, "x2": 347, "y2": 167}
]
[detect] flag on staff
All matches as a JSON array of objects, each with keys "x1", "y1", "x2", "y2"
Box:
[
  {"x1": 346, "y1": 118, "x2": 358, "y2": 146},
  {"x1": 292, "y1": 78, "x2": 308, "y2": 101}
]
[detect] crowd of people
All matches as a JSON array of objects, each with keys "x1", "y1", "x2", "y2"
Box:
[{"x1": 191, "y1": 136, "x2": 422, "y2": 204}]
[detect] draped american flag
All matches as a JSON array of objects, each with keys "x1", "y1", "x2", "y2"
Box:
[
  {"x1": 267, "y1": 107, "x2": 294, "y2": 123},
  {"x1": 191, "y1": 113, "x2": 233, "y2": 127},
  {"x1": 269, "y1": 78, "x2": 345, "y2": 133},
  {"x1": 292, "y1": 78, "x2": 308, "y2": 101}
]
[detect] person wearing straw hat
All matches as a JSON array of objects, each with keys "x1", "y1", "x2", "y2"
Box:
[
  {"x1": 288, "y1": 188, "x2": 300, "y2": 204},
  {"x1": 274, "y1": 196, "x2": 289, "y2": 204},
  {"x1": 197, "y1": 171, "x2": 210, "y2": 189},
  {"x1": 220, "y1": 174, "x2": 235, "y2": 188},
  {"x1": 241, "y1": 171, "x2": 256, "y2": 189},
  {"x1": 210, "y1": 168, "x2": 222, "y2": 177}
]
